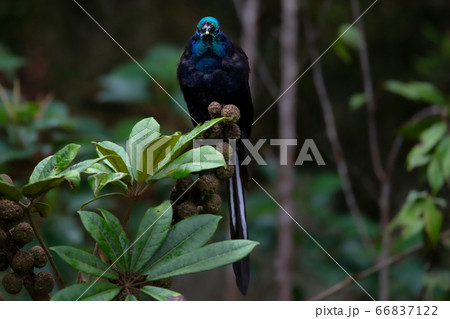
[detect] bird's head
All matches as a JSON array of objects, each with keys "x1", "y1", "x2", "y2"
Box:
[{"x1": 196, "y1": 16, "x2": 220, "y2": 38}]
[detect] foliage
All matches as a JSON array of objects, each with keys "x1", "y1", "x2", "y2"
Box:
[
  {"x1": 1, "y1": 115, "x2": 257, "y2": 301},
  {"x1": 388, "y1": 81, "x2": 449, "y2": 248},
  {"x1": 83, "y1": 116, "x2": 226, "y2": 203},
  {"x1": 51, "y1": 204, "x2": 257, "y2": 301}
]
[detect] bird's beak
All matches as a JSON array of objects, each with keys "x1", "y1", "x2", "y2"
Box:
[{"x1": 205, "y1": 31, "x2": 210, "y2": 35}]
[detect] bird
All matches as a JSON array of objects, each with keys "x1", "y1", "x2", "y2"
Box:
[{"x1": 177, "y1": 16, "x2": 254, "y2": 295}]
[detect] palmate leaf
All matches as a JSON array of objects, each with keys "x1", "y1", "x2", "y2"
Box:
[
  {"x1": 78, "y1": 210, "x2": 129, "y2": 272},
  {"x1": 51, "y1": 282, "x2": 120, "y2": 301},
  {"x1": 148, "y1": 214, "x2": 222, "y2": 267},
  {"x1": 144, "y1": 240, "x2": 258, "y2": 280},
  {"x1": 51, "y1": 246, "x2": 118, "y2": 280},
  {"x1": 141, "y1": 286, "x2": 184, "y2": 301},
  {"x1": 149, "y1": 146, "x2": 225, "y2": 181},
  {"x1": 130, "y1": 201, "x2": 173, "y2": 271}
]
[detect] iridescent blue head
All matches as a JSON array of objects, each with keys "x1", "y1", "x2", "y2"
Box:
[{"x1": 196, "y1": 17, "x2": 220, "y2": 38}]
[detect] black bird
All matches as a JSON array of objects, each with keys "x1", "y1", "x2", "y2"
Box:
[{"x1": 177, "y1": 16, "x2": 253, "y2": 295}]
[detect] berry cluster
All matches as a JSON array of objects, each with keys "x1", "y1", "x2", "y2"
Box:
[
  {"x1": 170, "y1": 102, "x2": 241, "y2": 221},
  {"x1": 0, "y1": 175, "x2": 54, "y2": 300}
]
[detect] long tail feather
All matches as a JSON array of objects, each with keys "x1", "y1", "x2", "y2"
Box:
[{"x1": 228, "y1": 145, "x2": 250, "y2": 295}]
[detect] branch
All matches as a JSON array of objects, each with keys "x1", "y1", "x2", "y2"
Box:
[
  {"x1": 351, "y1": 0, "x2": 391, "y2": 300},
  {"x1": 24, "y1": 206, "x2": 65, "y2": 289},
  {"x1": 303, "y1": 16, "x2": 375, "y2": 254},
  {"x1": 309, "y1": 229, "x2": 450, "y2": 301}
]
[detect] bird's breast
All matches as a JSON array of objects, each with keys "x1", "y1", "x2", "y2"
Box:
[{"x1": 194, "y1": 56, "x2": 222, "y2": 74}]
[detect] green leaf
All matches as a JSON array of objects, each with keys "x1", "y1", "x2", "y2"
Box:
[
  {"x1": 436, "y1": 135, "x2": 450, "y2": 178},
  {"x1": 22, "y1": 176, "x2": 65, "y2": 197},
  {"x1": 78, "y1": 211, "x2": 129, "y2": 271},
  {"x1": 169, "y1": 118, "x2": 226, "y2": 160},
  {"x1": 31, "y1": 202, "x2": 51, "y2": 218},
  {"x1": 141, "y1": 286, "x2": 184, "y2": 301},
  {"x1": 427, "y1": 157, "x2": 444, "y2": 194},
  {"x1": 66, "y1": 156, "x2": 111, "y2": 174},
  {"x1": 93, "y1": 141, "x2": 131, "y2": 182},
  {"x1": 349, "y1": 92, "x2": 367, "y2": 110},
  {"x1": 0, "y1": 44, "x2": 25, "y2": 77},
  {"x1": 148, "y1": 214, "x2": 221, "y2": 267},
  {"x1": 29, "y1": 144, "x2": 80, "y2": 183},
  {"x1": 127, "y1": 118, "x2": 161, "y2": 181},
  {"x1": 333, "y1": 41, "x2": 352, "y2": 64},
  {"x1": 0, "y1": 178, "x2": 22, "y2": 201},
  {"x1": 99, "y1": 209, "x2": 130, "y2": 267},
  {"x1": 29, "y1": 156, "x2": 52, "y2": 183},
  {"x1": 407, "y1": 122, "x2": 447, "y2": 170},
  {"x1": 339, "y1": 23, "x2": 361, "y2": 49},
  {"x1": 144, "y1": 240, "x2": 258, "y2": 280},
  {"x1": 150, "y1": 146, "x2": 225, "y2": 181},
  {"x1": 51, "y1": 246, "x2": 118, "y2": 280},
  {"x1": 125, "y1": 294, "x2": 138, "y2": 301},
  {"x1": 51, "y1": 282, "x2": 120, "y2": 301},
  {"x1": 389, "y1": 191, "x2": 427, "y2": 239},
  {"x1": 64, "y1": 170, "x2": 81, "y2": 191},
  {"x1": 52, "y1": 144, "x2": 81, "y2": 174},
  {"x1": 424, "y1": 198, "x2": 443, "y2": 245},
  {"x1": 138, "y1": 132, "x2": 182, "y2": 182},
  {"x1": 88, "y1": 172, "x2": 128, "y2": 196},
  {"x1": 385, "y1": 80, "x2": 447, "y2": 105},
  {"x1": 131, "y1": 201, "x2": 173, "y2": 271},
  {"x1": 84, "y1": 162, "x2": 114, "y2": 174}
]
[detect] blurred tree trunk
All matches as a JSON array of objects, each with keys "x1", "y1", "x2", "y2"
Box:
[
  {"x1": 227, "y1": 0, "x2": 260, "y2": 300},
  {"x1": 236, "y1": 0, "x2": 259, "y2": 89},
  {"x1": 351, "y1": 0, "x2": 390, "y2": 301},
  {"x1": 276, "y1": 0, "x2": 299, "y2": 301}
]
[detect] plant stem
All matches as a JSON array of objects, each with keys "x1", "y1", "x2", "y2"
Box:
[
  {"x1": 121, "y1": 199, "x2": 137, "y2": 229},
  {"x1": 351, "y1": 0, "x2": 390, "y2": 300},
  {"x1": 24, "y1": 206, "x2": 65, "y2": 288}
]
